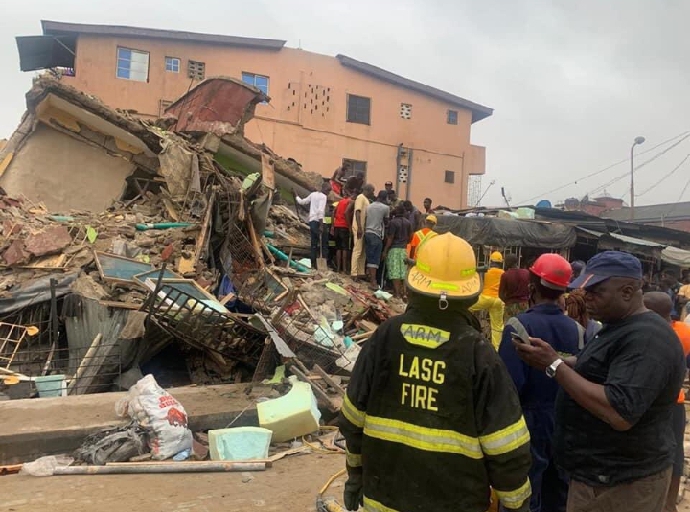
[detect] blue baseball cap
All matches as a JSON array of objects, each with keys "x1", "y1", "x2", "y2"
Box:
[{"x1": 569, "y1": 251, "x2": 643, "y2": 290}]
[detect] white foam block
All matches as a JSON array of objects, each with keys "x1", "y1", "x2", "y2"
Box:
[
  {"x1": 257, "y1": 381, "x2": 321, "y2": 443},
  {"x1": 208, "y1": 427, "x2": 273, "y2": 461}
]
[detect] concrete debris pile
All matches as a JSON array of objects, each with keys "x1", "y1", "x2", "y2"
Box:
[{"x1": 0, "y1": 75, "x2": 400, "y2": 406}]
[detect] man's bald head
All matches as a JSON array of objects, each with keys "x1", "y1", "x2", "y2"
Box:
[{"x1": 643, "y1": 292, "x2": 673, "y2": 322}]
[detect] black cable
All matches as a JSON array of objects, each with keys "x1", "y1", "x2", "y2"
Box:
[
  {"x1": 635, "y1": 154, "x2": 690, "y2": 197},
  {"x1": 585, "y1": 133, "x2": 690, "y2": 197},
  {"x1": 519, "y1": 131, "x2": 690, "y2": 203}
]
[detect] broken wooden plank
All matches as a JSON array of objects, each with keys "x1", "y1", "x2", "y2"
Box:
[
  {"x1": 261, "y1": 153, "x2": 276, "y2": 191},
  {"x1": 67, "y1": 333, "x2": 103, "y2": 395},
  {"x1": 193, "y1": 191, "x2": 215, "y2": 266},
  {"x1": 161, "y1": 197, "x2": 181, "y2": 222},
  {"x1": 312, "y1": 364, "x2": 346, "y2": 397},
  {"x1": 0, "y1": 464, "x2": 23, "y2": 476},
  {"x1": 98, "y1": 301, "x2": 144, "y2": 310}
]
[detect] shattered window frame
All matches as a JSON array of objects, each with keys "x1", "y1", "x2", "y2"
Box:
[
  {"x1": 342, "y1": 158, "x2": 367, "y2": 179},
  {"x1": 241, "y1": 72, "x2": 270, "y2": 97},
  {"x1": 116, "y1": 47, "x2": 149, "y2": 82},
  {"x1": 165, "y1": 57, "x2": 180, "y2": 73},
  {"x1": 346, "y1": 94, "x2": 371, "y2": 125},
  {"x1": 187, "y1": 60, "x2": 206, "y2": 81}
]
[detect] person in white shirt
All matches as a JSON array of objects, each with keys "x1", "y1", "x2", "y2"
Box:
[{"x1": 296, "y1": 182, "x2": 331, "y2": 269}]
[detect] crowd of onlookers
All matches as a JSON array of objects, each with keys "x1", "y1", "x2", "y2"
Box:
[
  {"x1": 295, "y1": 166, "x2": 437, "y2": 299},
  {"x1": 481, "y1": 253, "x2": 690, "y2": 512}
]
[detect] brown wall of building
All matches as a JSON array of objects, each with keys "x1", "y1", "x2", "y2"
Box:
[{"x1": 59, "y1": 34, "x2": 486, "y2": 209}]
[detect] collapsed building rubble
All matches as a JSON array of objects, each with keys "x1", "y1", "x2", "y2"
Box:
[{"x1": 0, "y1": 76, "x2": 402, "y2": 405}]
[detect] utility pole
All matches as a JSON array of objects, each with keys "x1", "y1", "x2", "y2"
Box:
[{"x1": 630, "y1": 136, "x2": 645, "y2": 220}]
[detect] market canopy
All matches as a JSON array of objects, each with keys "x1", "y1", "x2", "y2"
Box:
[
  {"x1": 435, "y1": 216, "x2": 577, "y2": 248},
  {"x1": 661, "y1": 246, "x2": 690, "y2": 267}
]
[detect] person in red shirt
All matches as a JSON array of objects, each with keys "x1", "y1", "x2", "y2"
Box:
[
  {"x1": 331, "y1": 191, "x2": 354, "y2": 274},
  {"x1": 499, "y1": 254, "x2": 530, "y2": 319},
  {"x1": 644, "y1": 292, "x2": 690, "y2": 512}
]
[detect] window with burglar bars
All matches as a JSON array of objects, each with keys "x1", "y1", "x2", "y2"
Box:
[
  {"x1": 342, "y1": 159, "x2": 367, "y2": 179},
  {"x1": 116, "y1": 47, "x2": 149, "y2": 82},
  {"x1": 346, "y1": 94, "x2": 371, "y2": 125},
  {"x1": 445, "y1": 170, "x2": 456, "y2": 184},
  {"x1": 447, "y1": 110, "x2": 459, "y2": 125},
  {"x1": 187, "y1": 60, "x2": 206, "y2": 80}
]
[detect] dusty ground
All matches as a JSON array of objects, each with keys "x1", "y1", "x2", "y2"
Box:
[{"x1": 0, "y1": 453, "x2": 345, "y2": 512}]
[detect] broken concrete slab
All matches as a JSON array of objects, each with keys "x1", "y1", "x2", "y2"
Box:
[
  {"x1": 2, "y1": 239, "x2": 28, "y2": 266},
  {"x1": 3, "y1": 220, "x2": 22, "y2": 237},
  {"x1": 0, "y1": 384, "x2": 266, "y2": 465},
  {"x1": 24, "y1": 225, "x2": 72, "y2": 257}
]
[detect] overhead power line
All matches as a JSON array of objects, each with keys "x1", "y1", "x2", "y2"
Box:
[
  {"x1": 518, "y1": 131, "x2": 690, "y2": 204},
  {"x1": 634, "y1": 154, "x2": 690, "y2": 197},
  {"x1": 585, "y1": 133, "x2": 690, "y2": 198}
]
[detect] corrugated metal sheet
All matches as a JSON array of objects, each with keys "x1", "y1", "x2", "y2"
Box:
[
  {"x1": 607, "y1": 232, "x2": 664, "y2": 247},
  {"x1": 62, "y1": 295, "x2": 139, "y2": 379}
]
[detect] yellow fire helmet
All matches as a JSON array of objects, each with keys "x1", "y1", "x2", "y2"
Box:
[
  {"x1": 407, "y1": 232, "x2": 482, "y2": 303},
  {"x1": 490, "y1": 251, "x2": 504, "y2": 263}
]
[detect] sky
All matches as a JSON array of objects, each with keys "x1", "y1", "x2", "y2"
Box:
[{"x1": 2, "y1": 0, "x2": 689, "y2": 207}]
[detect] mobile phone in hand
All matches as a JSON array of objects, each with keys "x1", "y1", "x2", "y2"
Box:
[{"x1": 510, "y1": 331, "x2": 531, "y2": 345}]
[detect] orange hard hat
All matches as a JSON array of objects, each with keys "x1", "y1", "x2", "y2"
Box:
[{"x1": 529, "y1": 253, "x2": 572, "y2": 290}]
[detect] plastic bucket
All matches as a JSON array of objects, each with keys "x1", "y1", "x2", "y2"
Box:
[{"x1": 34, "y1": 375, "x2": 66, "y2": 398}]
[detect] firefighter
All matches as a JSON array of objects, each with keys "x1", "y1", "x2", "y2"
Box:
[
  {"x1": 470, "y1": 251, "x2": 506, "y2": 349},
  {"x1": 339, "y1": 232, "x2": 532, "y2": 512}
]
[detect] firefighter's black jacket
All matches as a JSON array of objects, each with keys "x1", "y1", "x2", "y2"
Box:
[{"x1": 339, "y1": 300, "x2": 532, "y2": 512}]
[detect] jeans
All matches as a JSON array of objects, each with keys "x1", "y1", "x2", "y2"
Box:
[
  {"x1": 309, "y1": 220, "x2": 323, "y2": 268},
  {"x1": 364, "y1": 232, "x2": 383, "y2": 269}
]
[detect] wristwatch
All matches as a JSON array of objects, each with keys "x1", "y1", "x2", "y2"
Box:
[{"x1": 546, "y1": 358, "x2": 564, "y2": 378}]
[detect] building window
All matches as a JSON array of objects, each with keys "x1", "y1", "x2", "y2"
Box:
[
  {"x1": 346, "y1": 94, "x2": 371, "y2": 125},
  {"x1": 400, "y1": 103, "x2": 412, "y2": 120},
  {"x1": 187, "y1": 60, "x2": 206, "y2": 80},
  {"x1": 447, "y1": 110, "x2": 458, "y2": 125},
  {"x1": 159, "y1": 100, "x2": 173, "y2": 116},
  {"x1": 116, "y1": 47, "x2": 149, "y2": 82},
  {"x1": 444, "y1": 170, "x2": 455, "y2": 184},
  {"x1": 241, "y1": 72, "x2": 269, "y2": 96},
  {"x1": 342, "y1": 158, "x2": 368, "y2": 179},
  {"x1": 165, "y1": 57, "x2": 180, "y2": 73}
]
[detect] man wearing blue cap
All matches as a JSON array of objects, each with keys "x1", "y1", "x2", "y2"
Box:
[{"x1": 513, "y1": 251, "x2": 685, "y2": 512}]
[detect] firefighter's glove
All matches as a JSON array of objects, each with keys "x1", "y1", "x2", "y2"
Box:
[{"x1": 344, "y1": 470, "x2": 364, "y2": 511}]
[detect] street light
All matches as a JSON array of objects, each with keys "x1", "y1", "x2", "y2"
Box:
[{"x1": 630, "y1": 136, "x2": 645, "y2": 221}]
